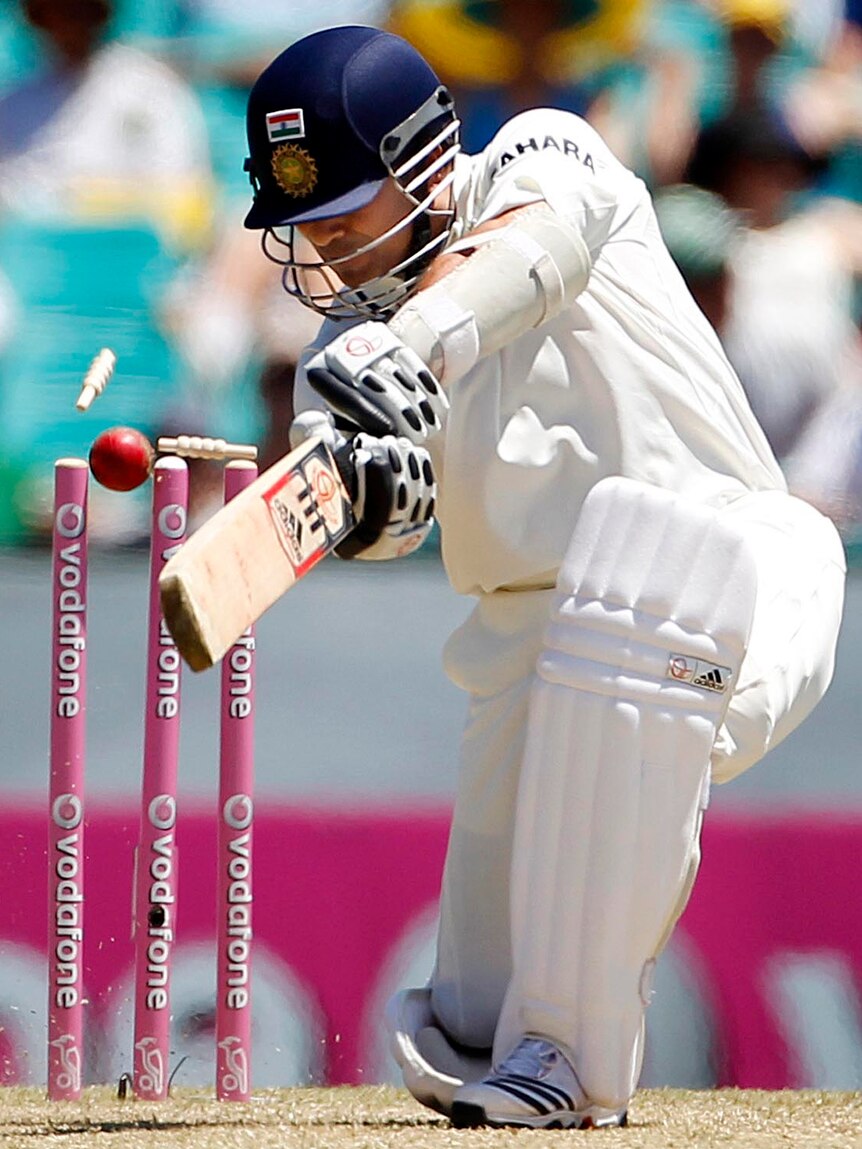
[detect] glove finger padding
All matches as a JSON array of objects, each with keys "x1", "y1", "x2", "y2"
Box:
[
  {"x1": 305, "y1": 320, "x2": 448, "y2": 444},
  {"x1": 387, "y1": 344, "x2": 449, "y2": 438},
  {"x1": 306, "y1": 365, "x2": 397, "y2": 438},
  {"x1": 337, "y1": 433, "x2": 437, "y2": 561}
]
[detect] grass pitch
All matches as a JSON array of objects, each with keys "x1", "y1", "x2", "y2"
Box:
[{"x1": 1, "y1": 1086, "x2": 861, "y2": 1148}]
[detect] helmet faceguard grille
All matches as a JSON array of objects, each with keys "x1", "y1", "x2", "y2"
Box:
[{"x1": 262, "y1": 88, "x2": 460, "y2": 320}]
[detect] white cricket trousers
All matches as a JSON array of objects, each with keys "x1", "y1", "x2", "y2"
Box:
[{"x1": 430, "y1": 489, "x2": 846, "y2": 1050}]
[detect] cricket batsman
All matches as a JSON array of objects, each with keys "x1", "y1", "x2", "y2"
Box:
[{"x1": 241, "y1": 24, "x2": 846, "y2": 1129}]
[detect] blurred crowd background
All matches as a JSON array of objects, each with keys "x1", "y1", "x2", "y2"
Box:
[{"x1": 2, "y1": 0, "x2": 862, "y2": 549}]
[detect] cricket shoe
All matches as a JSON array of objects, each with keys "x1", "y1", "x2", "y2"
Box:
[
  {"x1": 385, "y1": 987, "x2": 491, "y2": 1117},
  {"x1": 450, "y1": 1036, "x2": 628, "y2": 1130}
]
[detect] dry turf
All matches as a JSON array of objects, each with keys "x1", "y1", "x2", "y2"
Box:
[{"x1": 2, "y1": 1087, "x2": 862, "y2": 1149}]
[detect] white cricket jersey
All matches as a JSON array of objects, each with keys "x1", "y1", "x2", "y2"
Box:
[{"x1": 297, "y1": 108, "x2": 785, "y2": 596}]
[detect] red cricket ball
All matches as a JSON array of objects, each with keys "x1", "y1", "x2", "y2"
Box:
[{"x1": 88, "y1": 426, "x2": 155, "y2": 491}]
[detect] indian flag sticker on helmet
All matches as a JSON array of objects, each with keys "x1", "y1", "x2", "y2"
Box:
[
  {"x1": 266, "y1": 108, "x2": 305, "y2": 143},
  {"x1": 271, "y1": 144, "x2": 318, "y2": 197}
]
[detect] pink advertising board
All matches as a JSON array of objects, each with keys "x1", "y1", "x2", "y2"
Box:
[{"x1": 2, "y1": 804, "x2": 862, "y2": 1091}]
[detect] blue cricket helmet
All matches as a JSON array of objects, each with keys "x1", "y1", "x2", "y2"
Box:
[{"x1": 244, "y1": 25, "x2": 454, "y2": 229}]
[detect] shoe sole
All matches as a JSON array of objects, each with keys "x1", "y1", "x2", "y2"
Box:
[{"x1": 451, "y1": 1101, "x2": 628, "y2": 1130}]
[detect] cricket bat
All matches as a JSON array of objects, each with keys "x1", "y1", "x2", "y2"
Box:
[{"x1": 160, "y1": 436, "x2": 355, "y2": 671}]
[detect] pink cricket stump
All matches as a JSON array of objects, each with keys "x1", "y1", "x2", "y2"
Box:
[
  {"x1": 48, "y1": 459, "x2": 89, "y2": 1100},
  {"x1": 132, "y1": 456, "x2": 189, "y2": 1100},
  {"x1": 216, "y1": 460, "x2": 258, "y2": 1101}
]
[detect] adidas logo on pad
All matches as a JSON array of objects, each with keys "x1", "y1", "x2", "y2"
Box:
[
  {"x1": 692, "y1": 667, "x2": 726, "y2": 692},
  {"x1": 667, "y1": 655, "x2": 731, "y2": 694}
]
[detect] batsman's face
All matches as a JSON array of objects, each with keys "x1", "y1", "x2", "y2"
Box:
[{"x1": 296, "y1": 179, "x2": 415, "y2": 287}]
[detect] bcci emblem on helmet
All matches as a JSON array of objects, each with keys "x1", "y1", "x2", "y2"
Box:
[{"x1": 271, "y1": 144, "x2": 318, "y2": 198}]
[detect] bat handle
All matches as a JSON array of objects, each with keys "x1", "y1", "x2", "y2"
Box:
[{"x1": 331, "y1": 439, "x2": 358, "y2": 502}]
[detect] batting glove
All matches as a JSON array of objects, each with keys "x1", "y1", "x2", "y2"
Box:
[
  {"x1": 305, "y1": 320, "x2": 448, "y2": 445},
  {"x1": 289, "y1": 410, "x2": 437, "y2": 562}
]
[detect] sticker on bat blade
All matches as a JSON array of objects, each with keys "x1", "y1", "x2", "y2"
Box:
[
  {"x1": 262, "y1": 442, "x2": 354, "y2": 576},
  {"x1": 304, "y1": 452, "x2": 350, "y2": 538},
  {"x1": 263, "y1": 469, "x2": 325, "y2": 574}
]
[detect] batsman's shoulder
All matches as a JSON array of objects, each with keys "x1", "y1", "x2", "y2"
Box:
[{"x1": 479, "y1": 107, "x2": 621, "y2": 195}]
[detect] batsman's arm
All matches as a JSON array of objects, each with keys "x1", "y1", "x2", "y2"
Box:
[
  {"x1": 304, "y1": 201, "x2": 592, "y2": 442},
  {"x1": 388, "y1": 200, "x2": 592, "y2": 388}
]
